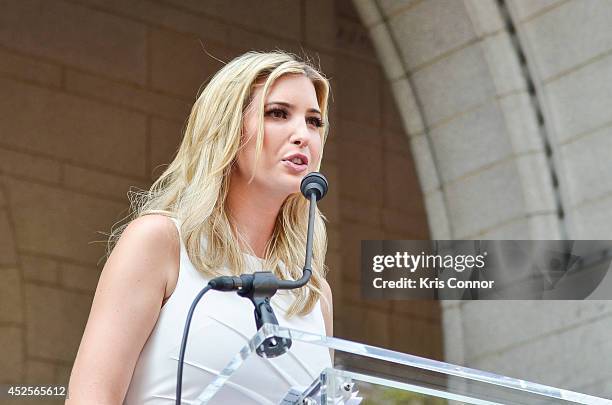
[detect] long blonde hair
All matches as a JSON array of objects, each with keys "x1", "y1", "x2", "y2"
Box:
[{"x1": 108, "y1": 51, "x2": 331, "y2": 317}]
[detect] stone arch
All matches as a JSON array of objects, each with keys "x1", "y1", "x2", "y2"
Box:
[
  {"x1": 353, "y1": 0, "x2": 561, "y2": 241},
  {"x1": 353, "y1": 0, "x2": 612, "y2": 395}
]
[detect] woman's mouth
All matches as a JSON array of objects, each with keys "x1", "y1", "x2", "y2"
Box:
[
  {"x1": 281, "y1": 153, "x2": 309, "y2": 174},
  {"x1": 281, "y1": 159, "x2": 308, "y2": 173}
]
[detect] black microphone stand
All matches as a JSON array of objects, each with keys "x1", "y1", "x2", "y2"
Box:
[{"x1": 175, "y1": 172, "x2": 328, "y2": 404}]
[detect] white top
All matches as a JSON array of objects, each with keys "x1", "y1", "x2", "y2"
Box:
[{"x1": 123, "y1": 218, "x2": 332, "y2": 404}]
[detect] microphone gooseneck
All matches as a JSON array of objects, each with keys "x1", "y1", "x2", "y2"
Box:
[
  {"x1": 208, "y1": 171, "x2": 329, "y2": 293},
  {"x1": 278, "y1": 172, "x2": 328, "y2": 289}
]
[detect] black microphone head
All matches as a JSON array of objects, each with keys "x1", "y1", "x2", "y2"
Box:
[{"x1": 300, "y1": 172, "x2": 328, "y2": 201}]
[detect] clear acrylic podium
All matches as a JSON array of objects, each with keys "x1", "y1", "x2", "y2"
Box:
[{"x1": 193, "y1": 323, "x2": 611, "y2": 405}]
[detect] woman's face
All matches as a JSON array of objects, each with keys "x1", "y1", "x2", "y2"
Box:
[{"x1": 234, "y1": 73, "x2": 324, "y2": 199}]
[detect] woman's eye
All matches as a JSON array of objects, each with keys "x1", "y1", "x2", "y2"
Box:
[
  {"x1": 266, "y1": 108, "x2": 288, "y2": 119},
  {"x1": 265, "y1": 108, "x2": 323, "y2": 128},
  {"x1": 307, "y1": 117, "x2": 324, "y2": 128}
]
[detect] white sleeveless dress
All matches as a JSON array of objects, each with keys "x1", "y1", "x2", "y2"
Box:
[{"x1": 123, "y1": 218, "x2": 332, "y2": 404}]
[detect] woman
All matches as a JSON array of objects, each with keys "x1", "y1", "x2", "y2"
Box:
[{"x1": 67, "y1": 51, "x2": 333, "y2": 404}]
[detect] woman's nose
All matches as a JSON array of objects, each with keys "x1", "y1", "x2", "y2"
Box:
[
  {"x1": 292, "y1": 136, "x2": 308, "y2": 147},
  {"x1": 290, "y1": 122, "x2": 310, "y2": 147}
]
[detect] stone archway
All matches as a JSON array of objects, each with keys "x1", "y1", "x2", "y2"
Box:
[{"x1": 353, "y1": 0, "x2": 612, "y2": 396}]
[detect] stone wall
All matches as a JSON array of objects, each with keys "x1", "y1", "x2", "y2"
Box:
[{"x1": 0, "y1": 0, "x2": 436, "y2": 401}]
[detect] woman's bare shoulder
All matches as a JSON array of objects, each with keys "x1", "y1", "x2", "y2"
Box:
[
  {"x1": 123, "y1": 214, "x2": 178, "y2": 241},
  {"x1": 66, "y1": 214, "x2": 180, "y2": 403},
  {"x1": 120, "y1": 214, "x2": 180, "y2": 302}
]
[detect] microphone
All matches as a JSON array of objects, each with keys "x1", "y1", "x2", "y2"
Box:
[
  {"x1": 176, "y1": 172, "x2": 329, "y2": 404},
  {"x1": 209, "y1": 172, "x2": 329, "y2": 292},
  {"x1": 277, "y1": 172, "x2": 328, "y2": 290},
  {"x1": 208, "y1": 172, "x2": 329, "y2": 352}
]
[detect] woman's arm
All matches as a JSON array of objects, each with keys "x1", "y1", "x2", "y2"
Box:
[{"x1": 66, "y1": 215, "x2": 179, "y2": 404}]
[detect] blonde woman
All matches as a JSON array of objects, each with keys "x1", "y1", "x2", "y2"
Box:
[{"x1": 67, "y1": 51, "x2": 333, "y2": 404}]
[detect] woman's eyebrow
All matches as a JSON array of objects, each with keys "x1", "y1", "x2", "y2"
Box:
[{"x1": 265, "y1": 101, "x2": 321, "y2": 116}]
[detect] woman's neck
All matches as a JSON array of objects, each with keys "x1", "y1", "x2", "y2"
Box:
[{"x1": 226, "y1": 178, "x2": 285, "y2": 258}]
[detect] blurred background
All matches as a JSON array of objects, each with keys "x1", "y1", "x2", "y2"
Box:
[{"x1": 0, "y1": 0, "x2": 611, "y2": 402}]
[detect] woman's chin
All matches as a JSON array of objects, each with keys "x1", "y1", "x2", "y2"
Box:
[
  {"x1": 260, "y1": 181, "x2": 300, "y2": 200},
  {"x1": 280, "y1": 172, "x2": 304, "y2": 189}
]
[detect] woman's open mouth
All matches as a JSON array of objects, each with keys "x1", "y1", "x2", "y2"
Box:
[{"x1": 281, "y1": 154, "x2": 309, "y2": 173}]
